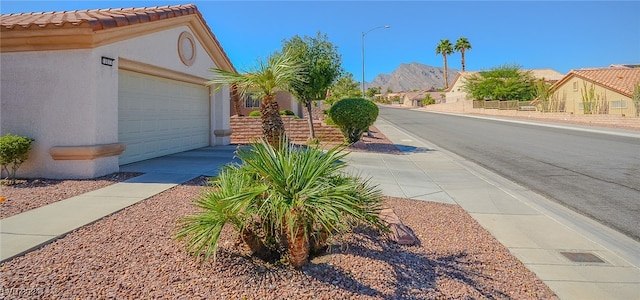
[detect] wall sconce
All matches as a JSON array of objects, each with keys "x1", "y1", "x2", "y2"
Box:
[{"x1": 101, "y1": 56, "x2": 115, "y2": 67}]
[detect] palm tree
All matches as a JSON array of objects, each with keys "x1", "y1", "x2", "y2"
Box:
[
  {"x1": 454, "y1": 37, "x2": 472, "y2": 72},
  {"x1": 435, "y1": 39, "x2": 454, "y2": 89},
  {"x1": 176, "y1": 139, "x2": 386, "y2": 268},
  {"x1": 206, "y1": 51, "x2": 305, "y2": 146}
]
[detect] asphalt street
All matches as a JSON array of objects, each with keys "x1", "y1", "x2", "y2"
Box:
[{"x1": 378, "y1": 106, "x2": 640, "y2": 241}]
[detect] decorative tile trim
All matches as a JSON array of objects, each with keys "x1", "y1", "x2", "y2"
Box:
[{"x1": 49, "y1": 143, "x2": 126, "y2": 160}]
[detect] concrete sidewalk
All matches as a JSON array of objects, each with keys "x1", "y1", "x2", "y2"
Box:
[
  {"x1": 0, "y1": 146, "x2": 238, "y2": 262},
  {"x1": 1, "y1": 121, "x2": 639, "y2": 299},
  {"x1": 347, "y1": 118, "x2": 640, "y2": 300}
]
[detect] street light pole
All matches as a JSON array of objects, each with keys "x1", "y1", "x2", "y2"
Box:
[{"x1": 362, "y1": 25, "x2": 390, "y2": 97}]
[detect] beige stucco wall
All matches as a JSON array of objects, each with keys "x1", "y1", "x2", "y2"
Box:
[
  {"x1": 103, "y1": 25, "x2": 231, "y2": 144},
  {"x1": 446, "y1": 75, "x2": 471, "y2": 103},
  {"x1": 0, "y1": 24, "x2": 231, "y2": 179},
  {"x1": 105, "y1": 26, "x2": 217, "y2": 80},
  {"x1": 554, "y1": 77, "x2": 634, "y2": 116},
  {"x1": 1, "y1": 49, "x2": 118, "y2": 178}
]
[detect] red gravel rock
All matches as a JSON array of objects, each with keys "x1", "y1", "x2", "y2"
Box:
[
  {"x1": 0, "y1": 178, "x2": 557, "y2": 299},
  {"x1": 0, "y1": 129, "x2": 557, "y2": 299}
]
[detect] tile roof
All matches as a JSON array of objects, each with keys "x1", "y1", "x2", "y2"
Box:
[
  {"x1": 1, "y1": 4, "x2": 235, "y2": 72},
  {"x1": 528, "y1": 69, "x2": 564, "y2": 82},
  {"x1": 567, "y1": 68, "x2": 640, "y2": 97},
  {"x1": 1, "y1": 4, "x2": 199, "y2": 31}
]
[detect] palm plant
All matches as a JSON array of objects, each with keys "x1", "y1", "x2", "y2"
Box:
[
  {"x1": 206, "y1": 51, "x2": 306, "y2": 146},
  {"x1": 435, "y1": 39, "x2": 454, "y2": 89},
  {"x1": 176, "y1": 139, "x2": 385, "y2": 268},
  {"x1": 454, "y1": 37, "x2": 472, "y2": 72}
]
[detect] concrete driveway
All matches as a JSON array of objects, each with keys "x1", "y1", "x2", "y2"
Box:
[{"x1": 118, "y1": 145, "x2": 240, "y2": 184}]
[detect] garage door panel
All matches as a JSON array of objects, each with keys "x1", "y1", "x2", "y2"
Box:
[{"x1": 118, "y1": 70, "x2": 210, "y2": 165}]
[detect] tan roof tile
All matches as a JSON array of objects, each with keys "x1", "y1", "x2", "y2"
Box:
[
  {"x1": 571, "y1": 68, "x2": 640, "y2": 97},
  {"x1": 1, "y1": 4, "x2": 199, "y2": 31},
  {"x1": 1, "y1": 4, "x2": 235, "y2": 72}
]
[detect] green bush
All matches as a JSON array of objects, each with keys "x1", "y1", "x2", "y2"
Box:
[
  {"x1": 323, "y1": 116, "x2": 335, "y2": 126},
  {"x1": 248, "y1": 110, "x2": 261, "y2": 117},
  {"x1": 328, "y1": 98, "x2": 379, "y2": 144},
  {"x1": 0, "y1": 133, "x2": 34, "y2": 185},
  {"x1": 175, "y1": 139, "x2": 385, "y2": 268},
  {"x1": 423, "y1": 94, "x2": 436, "y2": 106},
  {"x1": 279, "y1": 110, "x2": 295, "y2": 116}
]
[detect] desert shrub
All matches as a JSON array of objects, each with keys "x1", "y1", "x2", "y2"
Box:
[
  {"x1": 323, "y1": 116, "x2": 335, "y2": 126},
  {"x1": 175, "y1": 139, "x2": 385, "y2": 268},
  {"x1": 423, "y1": 94, "x2": 436, "y2": 106},
  {"x1": 328, "y1": 98, "x2": 379, "y2": 144},
  {"x1": 248, "y1": 110, "x2": 261, "y2": 117},
  {"x1": 279, "y1": 110, "x2": 295, "y2": 116},
  {"x1": 0, "y1": 133, "x2": 34, "y2": 185}
]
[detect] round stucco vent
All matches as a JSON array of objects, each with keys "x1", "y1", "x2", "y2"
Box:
[{"x1": 178, "y1": 31, "x2": 196, "y2": 66}]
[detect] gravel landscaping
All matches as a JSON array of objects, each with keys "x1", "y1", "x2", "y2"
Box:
[
  {"x1": 0, "y1": 177, "x2": 556, "y2": 299},
  {"x1": 1, "y1": 172, "x2": 142, "y2": 219},
  {"x1": 0, "y1": 128, "x2": 557, "y2": 299}
]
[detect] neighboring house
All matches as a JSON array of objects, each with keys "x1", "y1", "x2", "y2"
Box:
[
  {"x1": 445, "y1": 71, "x2": 475, "y2": 103},
  {"x1": 401, "y1": 91, "x2": 426, "y2": 107},
  {"x1": 550, "y1": 68, "x2": 640, "y2": 116},
  {"x1": 401, "y1": 90, "x2": 442, "y2": 107},
  {"x1": 445, "y1": 69, "x2": 564, "y2": 103},
  {"x1": 1, "y1": 4, "x2": 235, "y2": 179},
  {"x1": 231, "y1": 91, "x2": 303, "y2": 117},
  {"x1": 380, "y1": 92, "x2": 405, "y2": 103}
]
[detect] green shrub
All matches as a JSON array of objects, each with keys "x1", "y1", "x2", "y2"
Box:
[
  {"x1": 328, "y1": 98, "x2": 379, "y2": 144},
  {"x1": 175, "y1": 139, "x2": 385, "y2": 268},
  {"x1": 248, "y1": 110, "x2": 261, "y2": 117},
  {"x1": 423, "y1": 94, "x2": 436, "y2": 106},
  {"x1": 279, "y1": 110, "x2": 295, "y2": 116},
  {"x1": 0, "y1": 133, "x2": 34, "y2": 185},
  {"x1": 323, "y1": 116, "x2": 335, "y2": 126}
]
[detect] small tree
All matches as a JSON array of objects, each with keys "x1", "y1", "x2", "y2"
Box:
[
  {"x1": 329, "y1": 98, "x2": 379, "y2": 144},
  {"x1": 326, "y1": 73, "x2": 361, "y2": 104},
  {"x1": 463, "y1": 64, "x2": 536, "y2": 101},
  {"x1": 282, "y1": 32, "x2": 343, "y2": 140},
  {"x1": 366, "y1": 86, "x2": 381, "y2": 98},
  {"x1": 0, "y1": 134, "x2": 34, "y2": 185},
  {"x1": 423, "y1": 93, "x2": 435, "y2": 106}
]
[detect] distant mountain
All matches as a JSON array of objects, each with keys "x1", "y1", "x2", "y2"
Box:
[{"x1": 366, "y1": 62, "x2": 459, "y2": 92}]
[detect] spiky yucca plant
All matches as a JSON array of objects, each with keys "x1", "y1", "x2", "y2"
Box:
[{"x1": 176, "y1": 139, "x2": 385, "y2": 268}]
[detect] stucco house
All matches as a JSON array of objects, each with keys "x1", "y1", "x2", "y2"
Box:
[
  {"x1": 400, "y1": 90, "x2": 443, "y2": 107},
  {"x1": 549, "y1": 67, "x2": 640, "y2": 116},
  {"x1": 1, "y1": 4, "x2": 235, "y2": 179},
  {"x1": 445, "y1": 69, "x2": 564, "y2": 103}
]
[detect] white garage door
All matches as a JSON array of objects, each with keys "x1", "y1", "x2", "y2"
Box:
[{"x1": 118, "y1": 70, "x2": 210, "y2": 165}]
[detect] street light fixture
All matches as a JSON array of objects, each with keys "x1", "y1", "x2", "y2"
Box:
[{"x1": 362, "y1": 25, "x2": 390, "y2": 97}]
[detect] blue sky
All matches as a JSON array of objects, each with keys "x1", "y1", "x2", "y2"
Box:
[{"x1": 2, "y1": 1, "x2": 639, "y2": 82}]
